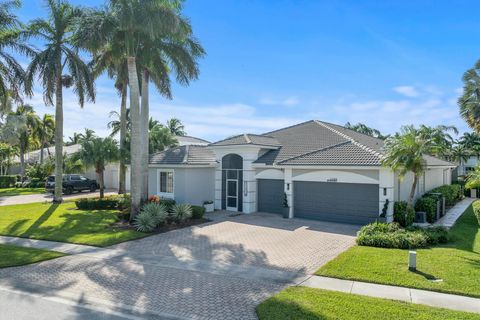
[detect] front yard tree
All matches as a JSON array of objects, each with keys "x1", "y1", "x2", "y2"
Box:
[
  {"x1": 78, "y1": 137, "x2": 118, "y2": 198},
  {"x1": 25, "y1": 0, "x2": 95, "y2": 203},
  {"x1": 382, "y1": 125, "x2": 439, "y2": 205},
  {"x1": 37, "y1": 114, "x2": 55, "y2": 164},
  {"x1": 166, "y1": 118, "x2": 186, "y2": 136},
  {"x1": 459, "y1": 60, "x2": 480, "y2": 133}
]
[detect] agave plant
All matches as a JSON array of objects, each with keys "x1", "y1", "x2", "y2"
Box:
[
  {"x1": 133, "y1": 211, "x2": 156, "y2": 232},
  {"x1": 172, "y1": 204, "x2": 193, "y2": 222},
  {"x1": 141, "y1": 202, "x2": 168, "y2": 226}
]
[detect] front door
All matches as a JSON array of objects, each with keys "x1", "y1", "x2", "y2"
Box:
[{"x1": 226, "y1": 178, "x2": 238, "y2": 211}]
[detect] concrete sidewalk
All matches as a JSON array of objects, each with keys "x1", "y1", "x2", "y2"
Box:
[
  {"x1": 301, "y1": 275, "x2": 480, "y2": 314},
  {"x1": 434, "y1": 197, "x2": 475, "y2": 228}
]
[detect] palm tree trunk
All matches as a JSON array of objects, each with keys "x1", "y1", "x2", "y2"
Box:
[
  {"x1": 127, "y1": 56, "x2": 142, "y2": 219},
  {"x1": 118, "y1": 85, "x2": 127, "y2": 194},
  {"x1": 97, "y1": 169, "x2": 105, "y2": 199},
  {"x1": 140, "y1": 70, "x2": 149, "y2": 202},
  {"x1": 53, "y1": 60, "x2": 63, "y2": 203},
  {"x1": 19, "y1": 148, "x2": 25, "y2": 179},
  {"x1": 40, "y1": 139, "x2": 45, "y2": 164},
  {"x1": 408, "y1": 173, "x2": 418, "y2": 205}
]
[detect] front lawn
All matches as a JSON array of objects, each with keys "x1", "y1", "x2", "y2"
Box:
[
  {"x1": 0, "y1": 187, "x2": 45, "y2": 197},
  {"x1": 256, "y1": 287, "x2": 479, "y2": 320},
  {"x1": 0, "y1": 244, "x2": 65, "y2": 268},
  {"x1": 0, "y1": 202, "x2": 146, "y2": 247},
  {"x1": 316, "y1": 203, "x2": 480, "y2": 297}
]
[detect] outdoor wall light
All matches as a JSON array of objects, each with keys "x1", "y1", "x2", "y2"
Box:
[{"x1": 286, "y1": 183, "x2": 290, "y2": 191}]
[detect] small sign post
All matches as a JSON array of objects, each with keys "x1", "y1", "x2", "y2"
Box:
[{"x1": 408, "y1": 251, "x2": 417, "y2": 271}]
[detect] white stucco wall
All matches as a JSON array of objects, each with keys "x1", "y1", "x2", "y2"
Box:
[{"x1": 396, "y1": 168, "x2": 452, "y2": 202}]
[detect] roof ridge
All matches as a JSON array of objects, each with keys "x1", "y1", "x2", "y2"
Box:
[
  {"x1": 277, "y1": 141, "x2": 351, "y2": 164},
  {"x1": 209, "y1": 133, "x2": 245, "y2": 146},
  {"x1": 182, "y1": 145, "x2": 190, "y2": 164},
  {"x1": 262, "y1": 120, "x2": 316, "y2": 136},
  {"x1": 314, "y1": 121, "x2": 383, "y2": 159},
  {"x1": 244, "y1": 133, "x2": 252, "y2": 144},
  {"x1": 318, "y1": 120, "x2": 385, "y2": 142}
]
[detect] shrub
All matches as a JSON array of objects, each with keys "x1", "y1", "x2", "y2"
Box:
[
  {"x1": 393, "y1": 201, "x2": 415, "y2": 227},
  {"x1": 429, "y1": 184, "x2": 462, "y2": 207},
  {"x1": 0, "y1": 175, "x2": 17, "y2": 188},
  {"x1": 161, "y1": 199, "x2": 176, "y2": 211},
  {"x1": 357, "y1": 222, "x2": 449, "y2": 249},
  {"x1": 140, "y1": 202, "x2": 168, "y2": 226},
  {"x1": 414, "y1": 196, "x2": 438, "y2": 223},
  {"x1": 25, "y1": 163, "x2": 52, "y2": 181},
  {"x1": 133, "y1": 211, "x2": 157, "y2": 232},
  {"x1": 14, "y1": 181, "x2": 23, "y2": 188},
  {"x1": 191, "y1": 205, "x2": 205, "y2": 219},
  {"x1": 473, "y1": 201, "x2": 480, "y2": 224},
  {"x1": 75, "y1": 196, "x2": 119, "y2": 210},
  {"x1": 172, "y1": 204, "x2": 192, "y2": 222}
]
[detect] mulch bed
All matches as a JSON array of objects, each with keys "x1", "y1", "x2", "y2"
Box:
[{"x1": 111, "y1": 218, "x2": 211, "y2": 234}]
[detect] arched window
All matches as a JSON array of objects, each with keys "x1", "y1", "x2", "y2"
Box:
[{"x1": 222, "y1": 154, "x2": 243, "y2": 170}]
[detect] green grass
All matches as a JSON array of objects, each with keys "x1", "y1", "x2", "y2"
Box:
[
  {"x1": 256, "y1": 287, "x2": 479, "y2": 320},
  {"x1": 0, "y1": 244, "x2": 65, "y2": 268},
  {"x1": 316, "y1": 203, "x2": 480, "y2": 297},
  {"x1": 0, "y1": 187, "x2": 45, "y2": 197},
  {"x1": 0, "y1": 202, "x2": 146, "y2": 247}
]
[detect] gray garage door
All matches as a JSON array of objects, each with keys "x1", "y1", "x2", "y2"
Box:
[
  {"x1": 257, "y1": 179, "x2": 284, "y2": 214},
  {"x1": 293, "y1": 181, "x2": 379, "y2": 224}
]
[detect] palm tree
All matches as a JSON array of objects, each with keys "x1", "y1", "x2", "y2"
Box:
[
  {"x1": 78, "y1": 128, "x2": 96, "y2": 142},
  {"x1": 459, "y1": 132, "x2": 480, "y2": 152},
  {"x1": 77, "y1": 137, "x2": 118, "y2": 198},
  {"x1": 149, "y1": 124, "x2": 177, "y2": 153},
  {"x1": 417, "y1": 125, "x2": 458, "y2": 158},
  {"x1": 0, "y1": 0, "x2": 33, "y2": 103},
  {"x1": 449, "y1": 143, "x2": 470, "y2": 168},
  {"x1": 0, "y1": 104, "x2": 40, "y2": 178},
  {"x1": 37, "y1": 114, "x2": 55, "y2": 164},
  {"x1": 0, "y1": 142, "x2": 17, "y2": 175},
  {"x1": 382, "y1": 125, "x2": 439, "y2": 205},
  {"x1": 166, "y1": 118, "x2": 186, "y2": 136},
  {"x1": 66, "y1": 132, "x2": 82, "y2": 146},
  {"x1": 459, "y1": 60, "x2": 480, "y2": 132},
  {"x1": 25, "y1": 0, "x2": 95, "y2": 203},
  {"x1": 345, "y1": 122, "x2": 385, "y2": 139}
]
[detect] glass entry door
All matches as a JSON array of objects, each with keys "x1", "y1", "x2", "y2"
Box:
[{"x1": 226, "y1": 178, "x2": 238, "y2": 211}]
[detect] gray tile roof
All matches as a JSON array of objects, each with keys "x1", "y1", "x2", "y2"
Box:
[
  {"x1": 422, "y1": 154, "x2": 456, "y2": 167},
  {"x1": 176, "y1": 135, "x2": 210, "y2": 146},
  {"x1": 210, "y1": 133, "x2": 281, "y2": 147},
  {"x1": 149, "y1": 145, "x2": 216, "y2": 166}
]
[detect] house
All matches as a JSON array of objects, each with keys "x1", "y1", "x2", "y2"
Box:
[
  {"x1": 148, "y1": 120, "x2": 456, "y2": 224},
  {"x1": 455, "y1": 155, "x2": 477, "y2": 177}
]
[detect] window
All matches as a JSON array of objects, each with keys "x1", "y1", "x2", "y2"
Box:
[
  {"x1": 70, "y1": 175, "x2": 80, "y2": 181},
  {"x1": 158, "y1": 170, "x2": 174, "y2": 196}
]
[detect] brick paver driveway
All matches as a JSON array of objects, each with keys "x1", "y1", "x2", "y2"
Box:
[{"x1": 0, "y1": 212, "x2": 358, "y2": 319}]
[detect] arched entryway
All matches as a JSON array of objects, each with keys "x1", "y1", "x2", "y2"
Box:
[{"x1": 222, "y1": 154, "x2": 243, "y2": 211}]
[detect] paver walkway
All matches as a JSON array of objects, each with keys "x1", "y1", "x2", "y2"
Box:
[
  {"x1": 434, "y1": 197, "x2": 475, "y2": 228},
  {"x1": 301, "y1": 275, "x2": 480, "y2": 314},
  {"x1": 0, "y1": 212, "x2": 357, "y2": 319}
]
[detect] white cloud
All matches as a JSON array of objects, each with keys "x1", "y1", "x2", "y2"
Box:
[
  {"x1": 393, "y1": 85, "x2": 419, "y2": 97},
  {"x1": 259, "y1": 96, "x2": 300, "y2": 106}
]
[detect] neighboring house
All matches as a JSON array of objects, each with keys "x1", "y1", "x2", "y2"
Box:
[
  {"x1": 11, "y1": 135, "x2": 209, "y2": 190},
  {"x1": 456, "y1": 155, "x2": 478, "y2": 177},
  {"x1": 148, "y1": 120, "x2": 456, "y2": 225}
]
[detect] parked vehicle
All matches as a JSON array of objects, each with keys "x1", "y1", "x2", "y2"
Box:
[{"x1": 45, "y1": 174, "x2": 98, "y2": 195}]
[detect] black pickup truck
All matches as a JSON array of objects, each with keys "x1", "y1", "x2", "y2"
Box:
[{"x1": 45, "y1": 174, "x2": 98, "y2": 195}]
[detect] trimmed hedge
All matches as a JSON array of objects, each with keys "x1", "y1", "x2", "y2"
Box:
[
  {"x1": 75, "y1": 196, "x2": 119, "y2": 210},
  {"x1": 414, "y1": 196, "x2": 437, "y2": 223},
  {"x1": 357, "y1": 222, "x2": 449, "y2": 249},
  {"x1": 474, "y1": 201, "x2": 480, "y2": 225},
  {"x1": 0, "y1": 175, "x2": 17, "y2": 188},
  {"x1": 191, "y1": 205, "x2": 205, "y2": 219},
  {"x1": 429, "y1": 184, "x2": 462, "y2": 207},
  {"x1": 393, "y1": 201, "x2": 415, "y2": 227}
]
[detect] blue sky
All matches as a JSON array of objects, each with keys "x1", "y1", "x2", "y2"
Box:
[{"x1": 16, "y1": 0, "x2": 480, "y2": 142}]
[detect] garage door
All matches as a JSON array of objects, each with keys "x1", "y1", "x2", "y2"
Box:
[
  {"x1": 293, "y1": 181, "x2": 379, "y2": 224},
  {"x1": 257, "y1": 179, "x2": 284, "y2": 214}
]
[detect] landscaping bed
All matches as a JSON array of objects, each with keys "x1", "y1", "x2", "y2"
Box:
[
  {"x1": 316, "y1": 202, "x2": 480, "y2": 298},
  {"x1": 256, "y1": 287, "x2": 479, "y2": 320},
  {"x1": 0, "y1": 244, "x2": 66, "y2": 268}
]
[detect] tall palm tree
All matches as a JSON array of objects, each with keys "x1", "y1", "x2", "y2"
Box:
[
  {"x1": 166, "y1": 118, "x2": 186, "y2": 136},
  {"x1": 459, "y1": 60, "x2": 480, "y2": 133},
  {"x1": 0, "y1": 104, "x2": 40, "y2": 178},
  {"x1": 77, "y1": 137, "x2": 118, "y2": 198},
  {"x1": 25, "y1": 0, "x2": 95, "y2": 203},
  {"x1": 37, "y1": 114, "x2": 55, "y2": 164},
  {"x1": 459, "y1": 132, "x2": 480, "y2": 152},
  {"x1": 382, "y1": 125, "x2": 439, "y2": 205},
  {"x1": 0, "y1": 142, "x2": 17, "y2": 175},
  {"x1": 417, "y1": 125, "x2": 458, "y2": 158},
  {"x1": 345, "y1": 122, "x2": 385, "y2": 139},
  {"x1": 449, "y1": 144, "x2": 470, "y2": 168},
  {"x1": 0, "y1": 0, "x2": 32, "y2": 103},
  {"x1": 66, "y1": 132, "x2": 82, "y2": 146},
  {"x1": 78, "y1": 128, "x2": 96, "y2": 142}
]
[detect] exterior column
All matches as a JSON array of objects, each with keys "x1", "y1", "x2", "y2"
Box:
[
  {"x1": 214, "y1": 167, "x2": 222, "y2": 210},
  {"x1": 379, "y1": 168, "x2": 395, "y2": 222},
  {"x1": 242, "y1": 154, "x2": 258, "y2": 213},
  {"x1": 284, "y1": 168, "x2": 293, "y2": 218}
]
